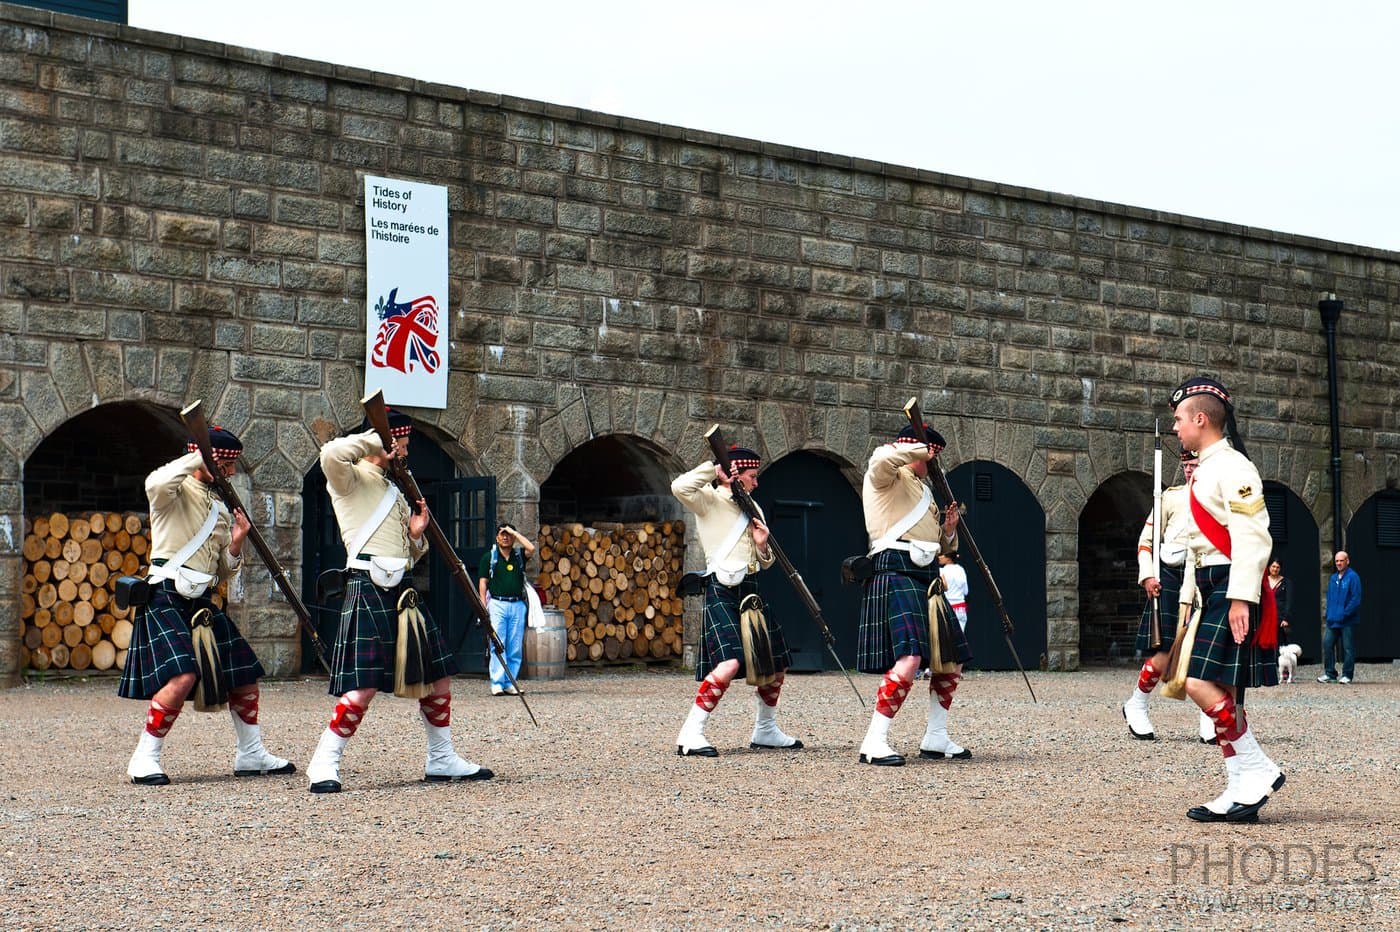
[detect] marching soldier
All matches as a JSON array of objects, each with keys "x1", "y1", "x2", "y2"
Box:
[
  {"x1": 856, "y1": 424, "x2": 966, "y2": 766},
  {"x1": 119, "y1": 427, "x2": 294, "y2": 785},
  {"x1": 306, "y1": 410, "x2": 491, "y2": 792},
  {"x1": 1170, "y1": 377, "x2": 1283, "y2": 822},
  {"x1": 671, "y1": 446, "x2": 801, "y2": 756},
  {"x1": 1122, "y1": 449, "x2": 1213, "y2": 741}
]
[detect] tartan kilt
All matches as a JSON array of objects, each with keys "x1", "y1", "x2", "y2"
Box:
[
  {"x1": 1186, "y1": 564, "x2": 1279, "y2": 689},
  {"x1": 857, "y1": 549, "x2": 971, "y2": 674},
  {"x1": 117, "y1": 580, "x2": 265, "y2": 701},
  {"x1": 328, "y1": 572, "x2": 456, "y2": 695},
  {"x1": 1135, "y1": 562, "x2": 1184, "y2": 653},
  {"x1": 694, "y1": 575, "x2": 792, "y2": 681}
]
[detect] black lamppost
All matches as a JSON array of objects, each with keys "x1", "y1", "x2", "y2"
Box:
[{"x1": 1319, "y1": 293, "x2": 1345, "y2": 552}]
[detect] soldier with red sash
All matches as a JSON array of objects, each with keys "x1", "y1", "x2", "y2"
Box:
[
  {"x1": 671, "y1": 446, "x2": 801, "y2": 757},
  {"x1": 855, "y1": 424, "x2": 965, "y2": 766},
  {"x1": 119, "y1": 427, "x2": 294, "y2": 785},
  {"x1": 1171, "y1": 377, "x2": 1283, "y2": 822},
  {"x1": 306, "y1": 409, "x2": 492, "y2": 792}
]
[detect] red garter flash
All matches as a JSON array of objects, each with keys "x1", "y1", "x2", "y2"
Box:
[
  {"x1": 875, "y1": 671, "x2": 912, "y2": 718},
  {"x1": 329, "y1": 697, "x2": 368, "y2": 738}
]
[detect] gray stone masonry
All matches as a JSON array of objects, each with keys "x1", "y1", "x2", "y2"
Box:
[{"x1": 1, "y1": 4, "x2": 1399, "y2": 684}]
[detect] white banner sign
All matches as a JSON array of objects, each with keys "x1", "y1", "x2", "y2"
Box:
[{"x1": 364, "y1": 175, "x2": 449, "y2": 409}]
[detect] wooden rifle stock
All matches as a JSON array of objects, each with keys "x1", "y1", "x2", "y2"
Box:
[
  {"x1": 362, "y1": 390, "x2": 538, "y2": 727},
  {"x1": 902, "y1": 397, "x2": 1037, "y2": 702},
  {"x1": 704, "y1": 425, "x2": 865, "y2": 706},
  {"x1": 179, "y1": 400, "x2": 331, "y2": 673}
]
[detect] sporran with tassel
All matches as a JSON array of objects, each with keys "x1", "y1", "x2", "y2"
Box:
[
  {"x1": 189, "y1": 607, "x2": 230, "y2": 712},
  {"x1": 394, "y1": 588, "x2": 433, "y2": 699},
  {"x1": 926, "y1": 578, "x2": 960, "y2": 675},
  {"x1": 738, "y1": 593, "x2": 778, "y2": 687}
]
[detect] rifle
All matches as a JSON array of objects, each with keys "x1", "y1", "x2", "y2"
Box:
[
  {"x1": 362, "y1": 389, "x2": 538, "y2": 727},
  {"x1": 902, "y1": 398, "x2": 1037, "y2": 702},
  {"x1": 179, "y1": 400, "x2": 331, "y2": 673},
  {"x1": 1149, "y1": 420, "x2": 1163, "y2": 651},
  {"x1": 704, "y1": 425, "x2": 865, "y2": 707}
]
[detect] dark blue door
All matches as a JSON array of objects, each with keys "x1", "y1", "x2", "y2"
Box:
[{"x1": 752, "y1": 452, "x2": 865, "y2": 671}]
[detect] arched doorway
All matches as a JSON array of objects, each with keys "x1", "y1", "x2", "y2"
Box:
[
  {"x1": 1344, "y1": 490, "x2": 1400, "y2": 661},
  {"x1": 20, "y1": 403, "x2": 188, "y2": 673},
  {"x1": 1077, "y1": 471, "x2": 1152, "y2": 665},
  {"x1": 1262, "y1": 481, "x2": 1321, "y2": 661},
  {"x1": 24, "y1": 402, "x2": 185, "y2": 515},
  {"x1": 537, "y1": 434, "x2": 684, "y2": 666},
  {"x1": 751, "y1": 450, "x2": 865, "y2": 671},
  {"x1": 300, "y1": 426, "x2": 495, "y2": 674},
  {"x1": 944, "y1": 461, "x2": 1047, "y2": 671}
]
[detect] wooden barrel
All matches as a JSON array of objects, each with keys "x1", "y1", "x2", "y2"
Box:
[{"x1": 523, "y1": 608, "x2": 567, "y2": 680}]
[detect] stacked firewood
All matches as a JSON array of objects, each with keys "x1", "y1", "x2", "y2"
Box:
[
  {"x1": 18, "y1": 511, "x2": 226, "y2": 673},
  {"x1": 535, "y1": 522, "x2": 686, "y2": 663}
]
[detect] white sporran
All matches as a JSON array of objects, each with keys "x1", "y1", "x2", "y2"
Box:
[
  {"x1": 907, "y1": 540, "x2": 941, "y2": 567},
  {"x1": 712, "y1": 561, "x2": 748, "y2": 588},
  {"x1": 368, "y1": 555, "x2": 408, "y2": 589},
  {"x1": 173, "y1": 566, "x2": 215, "y2": 599}
]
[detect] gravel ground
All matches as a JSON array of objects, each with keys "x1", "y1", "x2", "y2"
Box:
[{"x1": 1, "y1": 662, "x2": 1395, "y2": 930}]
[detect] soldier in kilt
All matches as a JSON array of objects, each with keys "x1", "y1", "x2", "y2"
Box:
[
  {"x1": 671, "y1": 447, "x2": 800, "y2": 756},
  {"x1": 119, "y1": 427, "x2": 294, "y2": 785},
  {"x1": 306, "y1": 410, "x2": 492, "y2": 793},
  {"x1": 856, "y1": 424, "x2": 966, "y2": 767},
  {"x1": 1122, "y1": 449, "x2": 1212, "y2": 742},
  {"x1": 1170, "y1": 377, "x2": 1284, "y2": 823}
]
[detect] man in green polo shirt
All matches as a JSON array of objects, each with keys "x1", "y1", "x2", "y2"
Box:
[{"x1": 477, "y1": 523, "x2": 536, "y2": 695}]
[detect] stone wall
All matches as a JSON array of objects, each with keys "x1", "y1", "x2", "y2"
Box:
[{"x1": 2, "y1": 3, "x2": 1399, "y2": 683}]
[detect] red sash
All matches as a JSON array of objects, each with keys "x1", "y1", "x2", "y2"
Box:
[{"x1": 1188, "y1": 481, "x2": 1278, "y2": 650}]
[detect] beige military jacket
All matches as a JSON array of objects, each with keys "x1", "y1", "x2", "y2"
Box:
[
  {"x1": 1136, "y1": 483, "x2": 1191, "y2": 581},
  {"x1": 1178, "y1": 437, "x2": 1271, "y2": 606},
  {"x1": 320, "y1": 430, "x2": 428, "y2": 563},
  {"x1": 145, "y1": 451, "x2": 241, "y2": 583},
  {"x1": 670, "y1": 461, "x2": 776, "y2": 572},
  {"x1": 862, "y1": 443, "x2": 958, "y2": 554}
]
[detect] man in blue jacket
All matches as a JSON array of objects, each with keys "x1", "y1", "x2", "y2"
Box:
[{"x1": 1318, "y1": 551, "x2": 1362, "y2": 684}]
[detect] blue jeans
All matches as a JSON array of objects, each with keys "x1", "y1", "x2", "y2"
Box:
[
  {"x1": 487, "y1": 597, "x2": 526, "y2": 689},
  {"x1": 1321, "y1": 625, "x2": 1355, "y2": 679}
]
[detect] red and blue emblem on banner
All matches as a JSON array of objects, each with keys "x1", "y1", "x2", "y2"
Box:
[{"x1": 371, "y1": 287, "x2": 441, "y2": 374}]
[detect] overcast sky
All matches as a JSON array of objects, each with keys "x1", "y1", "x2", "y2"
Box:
[{"x1": 130, "y1": 1, "x2": 1400, "y2": 252}]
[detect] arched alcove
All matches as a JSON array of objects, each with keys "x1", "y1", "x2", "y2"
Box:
[
  {"x1": 539, "y1": 434, "x2": 680, "y2": 525},
  {"x1": 1077, "y1": 471, "x2": 1153, "y2": 665},
  {"x1": 299, "y1": 423, "x2": 494, "y2": 674},
  {"x1": 751, "y1": 449, "x2": 864, "y2": 670},
  {"x1": 944, "y1": 460, "x2": 1047, "y2": 671},
  {"x1": 1343, "y1": 489, "x2": 1400, "y2": 661},
  {"x1": 24, "y1": 402, "x2": 186, "y2": 515}
]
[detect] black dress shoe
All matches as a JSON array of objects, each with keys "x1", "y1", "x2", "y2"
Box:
[
  {"x1": 750, "y1": 739, "x2": 804, "y2": 750},
  {"x1": 1200, "y1": 736, "x2": 1219, "y2": 745},
  {"x1": 309, "y1": 780, "x2": 342, "y2": 794},
  {"x1": 235, "y1": 762, "x2": 297, "y2": 777},
  {"x1": 919, "y1": 747, "x2": 972, "y2": 760},
  {"x1": 677, "y1": 744, "x2": 719, "y2": 758},
  {"x1": 130, "y1": 773, "x2": 170, "y2": 786},
  {"x1": 858, "y1": 752, "x2": 905, "y2": 766},
  {"x1": 424, "y1": 767, "x2": 494, "y2": 783},
  {"x1": 1187, "y1": 804, "x2": 1259, "y2": 823}
]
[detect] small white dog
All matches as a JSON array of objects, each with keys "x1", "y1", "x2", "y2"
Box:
[{"x1": 1277, "y1": 644, "x2": 1303, "y2": 683}]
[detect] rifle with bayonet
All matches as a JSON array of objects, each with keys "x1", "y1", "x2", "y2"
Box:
[
  {"x1": 902, "y1": 397, "x2": 1037, "y2": 702},
  {"x1": 362, "y1": 389, "x2": 538, "y2": 727},
  {"x1": 704, "y1": 424, "x2": 866, "y2": 707},
  {"x1": 179, "y1": 400, "x2": 331, "y2": 673}
]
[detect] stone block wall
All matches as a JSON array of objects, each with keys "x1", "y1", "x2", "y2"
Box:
[{"x1": 2, "y1": 3, "x2": 1399, "y2": 682}]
